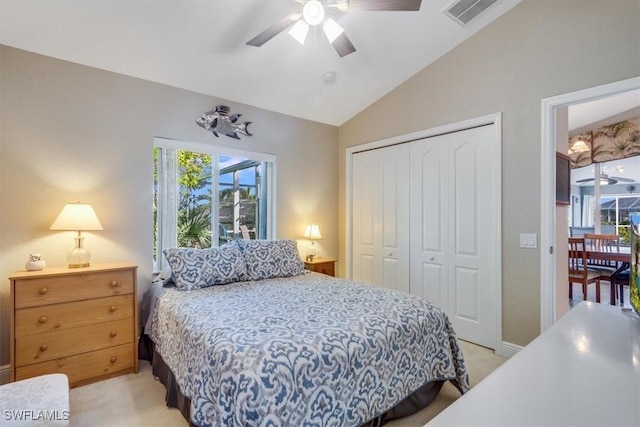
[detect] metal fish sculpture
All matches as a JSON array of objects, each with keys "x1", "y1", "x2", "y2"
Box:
[{"x1": 196, "y1": 105, "x2": 252, "y2": 140}]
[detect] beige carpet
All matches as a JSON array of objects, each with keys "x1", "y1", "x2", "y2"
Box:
[{"x1": 69, "y1": 340, "x2": 506, "y2": 427}]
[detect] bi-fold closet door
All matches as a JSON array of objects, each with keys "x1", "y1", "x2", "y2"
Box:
[
  {"x1": 351, "y1": 124, "x2": 498, "y2": 348},
  {"x1": 351, "y1": 143, "x2": 410, "y2": 294}
]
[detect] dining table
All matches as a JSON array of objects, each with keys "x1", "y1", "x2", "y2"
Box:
[{"x1": 584, "y1": 249, "x2": 631, "y2": 305}]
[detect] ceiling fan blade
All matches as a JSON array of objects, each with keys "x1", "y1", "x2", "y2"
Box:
[
  {"x1": 331, "y1": 32, "x2": 356, "y2": 57},
  {"x1": 246, "y1": 13, "x2": 301, "y2": 47},
  {"x1": 344, "y1": 0, "x2": 422, "y2": 11},
  {"x1": 576, "y1": 178, "x2": 595, "y2": 183},
  {"x1": 612, "y1": 176, "x2": 635, "y2": 182}
]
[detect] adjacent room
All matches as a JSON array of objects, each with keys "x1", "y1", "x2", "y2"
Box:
[{"x1": 1, "y1": 0, "x2": 639, "y2": 426}]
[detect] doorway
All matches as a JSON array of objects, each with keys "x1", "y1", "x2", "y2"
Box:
[{"x1": 540, "y1": 77, "x2": 640, "y2": 331}]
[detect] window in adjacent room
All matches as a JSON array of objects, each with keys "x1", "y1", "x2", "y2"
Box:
[{"x1": 153, "y1": 137, "x2": 276, "y2": 271}]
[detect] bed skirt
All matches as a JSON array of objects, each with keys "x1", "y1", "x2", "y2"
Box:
[{"x1": 138, "y1": 332, "x2": 445, "y2": 427}]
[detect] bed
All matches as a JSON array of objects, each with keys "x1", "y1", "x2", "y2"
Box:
[{"x1": 140, "y1": 240, "x2": 469, "y2": 427}]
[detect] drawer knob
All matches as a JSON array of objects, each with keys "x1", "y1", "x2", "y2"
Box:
[
  {"x1": 39, "y1": 344, "x2": 48, "y2": 352},
  {"x1": 109, "y1": 305, "x2": 117, "y2": 313},
  {"x1": 38, "y1": 316, "x2": 48, "y2": 324},
  {"x1": 109, "y1": 330, "x2": 117, "y2": 338},
  {"x1": 109, "y1": 280, "x2": 119, "y2": 288},
  {"x1": 110, "y1": 356, "x2": 118, "y2": 363},
  {"x1": 38, "y1": 287, "x2": 48, "y2": 295}
]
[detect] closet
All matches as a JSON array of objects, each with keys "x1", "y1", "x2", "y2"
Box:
[{"x1": 350, "y1": 123, "x2": 500, "y2": 348}]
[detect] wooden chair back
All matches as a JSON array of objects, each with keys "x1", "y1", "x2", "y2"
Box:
[
  {"x1": 568, "y1": 237, "x2": 588, "y2": 278},
  {"x1": 568, "y1": 236, "x2": 602, "y2": 303},
  {"x1": 583, "y1": 233, "x2": 620, "y2": 267}
]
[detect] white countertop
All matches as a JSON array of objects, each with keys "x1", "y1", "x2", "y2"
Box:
[{"x1": 427, "y1": 302, "x2": 640, "y2": 426}]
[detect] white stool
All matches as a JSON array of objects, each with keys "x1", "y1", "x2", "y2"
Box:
[{"x1": 0, "y1": 374, "x2": 69, "y2": 426}]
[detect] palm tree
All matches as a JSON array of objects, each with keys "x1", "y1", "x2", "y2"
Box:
[{"x1": 178, "y1": 204, "x2": 212, "y2": 248}]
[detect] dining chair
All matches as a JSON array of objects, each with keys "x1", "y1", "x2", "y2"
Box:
[
  {"x1": 583, "y1": 233, "x2": 621, "y2": 275},
  {"x1": 568, "y1": 237, "x2": 602, "y2": 303},
  {"x1": 613, "y1": 269, "x2": 630, "y2": 305},
  {"x1": 583, "y1": 233, "x2": 620, "y2": 267},
  {"x1": 569, "y1": 226, "x2": 595, "y2": 237}
]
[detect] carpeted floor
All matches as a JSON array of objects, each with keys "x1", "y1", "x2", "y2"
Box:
[{"x1": 69, "y1": 340, "x2": 507, "y2": 427}]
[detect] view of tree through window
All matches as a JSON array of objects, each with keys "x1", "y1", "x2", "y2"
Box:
[{"x1": 153, "y1": 143, "x2": 273, "y2": 270}]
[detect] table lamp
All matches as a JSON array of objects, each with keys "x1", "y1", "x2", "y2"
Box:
[
  {"x1": 50, "y1": 202, "x2": 104, "y2": 268},
  {"x1": 304, "y1": 224, "x2": 323, "y2": 262}
]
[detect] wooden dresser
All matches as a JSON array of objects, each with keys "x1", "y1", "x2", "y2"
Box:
[
  {"x1": 9, "y1": 262, "x2": 138, "y2": 387},
  {"x1": 304, "y1": 258, "x2": 336, "y2": 277}
]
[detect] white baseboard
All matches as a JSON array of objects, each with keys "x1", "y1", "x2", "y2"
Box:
[
  {"x1": 496, "y1": 341, "x2": 523, "y2": 359},
  {"x1": 0, "y1": 364, "x2": 10, "y2": 385}
]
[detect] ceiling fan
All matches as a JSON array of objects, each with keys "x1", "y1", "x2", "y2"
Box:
[
  {"x1": 246, "y1": 0, "x2": 423, "y2": 57},
  {"x1": 576, "y1": 173, "x2": 635, "y2": 185}
]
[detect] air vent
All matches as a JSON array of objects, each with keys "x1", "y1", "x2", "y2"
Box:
[{"x1": 444, "y1": 0, "x2": 498, "y2": 26}]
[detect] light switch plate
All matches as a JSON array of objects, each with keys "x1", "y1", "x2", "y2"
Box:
[{"x1": 520, "y1": 233, "x2": 537, "y2": 249}]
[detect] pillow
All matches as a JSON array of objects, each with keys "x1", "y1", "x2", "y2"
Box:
[
  {"x1": 237, "y1": 239, "x2": 305, "y2": 280},
  {"x1": 163, "y1": 244, "x2": 248, "y2": 291}
]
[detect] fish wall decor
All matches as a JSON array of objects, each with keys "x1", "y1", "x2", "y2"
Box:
[{"x1": 196, "y1": 105, "x2": 252, "y2": 140}]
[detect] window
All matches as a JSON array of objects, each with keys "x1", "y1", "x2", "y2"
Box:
[{"x1": 153, "y1": 138, "x2": 276, "y2": 271}]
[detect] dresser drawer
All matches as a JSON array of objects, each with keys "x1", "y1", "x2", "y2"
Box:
[
  {"x1": 15, "y1": 318, "x2": 134, "y2": 367},
  {"x1": 314, "y1": 263, "x2": 335, "y2": 276},
  {"x1": 15, "y1": 294, "x2": 134, "y2": 337},
  {"x1": 304, "y1": 259, "x2": 336, "y2": 277},
  {"x1": 15, "y1": 343, "x2": 135, "y2": 386},
  {"x1": 14, "y1": 270, "x2": 134, "y2": 308}
]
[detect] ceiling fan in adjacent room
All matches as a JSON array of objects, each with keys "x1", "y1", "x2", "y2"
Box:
[
  {"x1": 246, "y1": 0, "x2": 423, "y2": 57},
  {"x1": 576, "y1": 173, "x2": 635, "y2": 185}
]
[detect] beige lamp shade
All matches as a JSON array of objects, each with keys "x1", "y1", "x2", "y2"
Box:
[
  {"x1": 304, "y1": 224, "x2": 322, "y2": 262},
  {"x1": 50, "y1": 203, "x2": 104, "y2": 231},
  {"x1": 50, "y1": 203, "x2": 103, "y2": 268},
  {"x1": 304, "y1": 224, "x2": 323, "y2": 240}
]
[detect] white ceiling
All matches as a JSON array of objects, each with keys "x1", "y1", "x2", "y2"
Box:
[
  {"x1": 0, "y1": 0, "x2": 521, "y2": 126},
  {"x1": 568, "y1": 90, "x2": 640, "y2": 132}
]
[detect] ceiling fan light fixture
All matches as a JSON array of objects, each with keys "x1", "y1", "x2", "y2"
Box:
[
  {"x1": 303, "y1": 0, "x2": 325, "y2": 26},
  {"x1": 569, "y1": 139, "x2": 589, "y2": 153},
  {"x1": 288, "y1": 19, "x2": 310, "y2": 45},
  {"x1": 336, "y1": 0, "x2": 350, "y2": 12},
  {"x1": 323, "y1": 18, "x2": 344, "y2": 43}
]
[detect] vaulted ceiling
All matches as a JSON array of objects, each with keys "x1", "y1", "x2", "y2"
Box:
[{"x1": 0, "y1": 0, "x2": 521, "y2": 125}]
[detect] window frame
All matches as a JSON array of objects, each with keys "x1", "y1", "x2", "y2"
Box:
[{"x1": 153, "y1": 137, "x2": 277, "y2": 271}]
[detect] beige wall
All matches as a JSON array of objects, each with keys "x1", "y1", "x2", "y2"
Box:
[
  {"x1": 338, "y1": 0, "x2": 640, "y2": 347},
  {"x1": 0, "y1": 45, "x2": 339, "y2": 367}
]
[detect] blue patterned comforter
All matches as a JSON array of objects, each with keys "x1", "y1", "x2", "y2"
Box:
[{"x1": 149, "y1": 272, "x2": 469, "y2": 427}]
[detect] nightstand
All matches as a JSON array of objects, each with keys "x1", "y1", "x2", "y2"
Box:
[
  {"x1": 304, "y1": 258, "x2": 336, "y2": 277},
  {"x1": 9, "y1": 262, "x2": 138, "y2": 387}
]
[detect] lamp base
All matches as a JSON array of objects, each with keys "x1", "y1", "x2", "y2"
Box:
[
  {"x1": 67, "y1": 238, "x2": 91, "y2": 268},
  {"x1": 68, "y1": 262, "x2": 90, "y2": 268}
]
